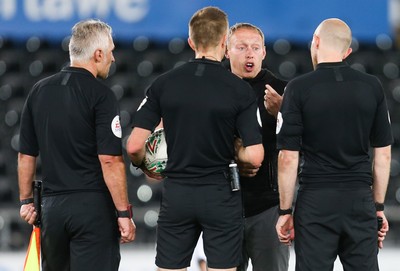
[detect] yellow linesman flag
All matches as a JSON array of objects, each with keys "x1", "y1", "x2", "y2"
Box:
[{"x1": 23, "y1": 226, "x2": 41, "y2": 271}]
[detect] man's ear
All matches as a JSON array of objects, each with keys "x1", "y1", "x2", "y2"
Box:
[
  {"x1": 221, "y1": 33, "x2": 227, "y2": 48},
  {"x1": 262, "y1": 45, "x2": 266, "y2": 60},
  {"x1": 94, "y1": 49, "x2": 103, "y2": 63},
  {"x1": 188, "y1": 38, "x2": 196, "y2": 51},
  {"x1": 343, "y1": 47, "x2": 352, "y2": 60},
  {"x1": 312, "y1": 34, "x2": 320, "y2": 49},
  {"x1": 225, "y1": 47, "x2": 230, "y2": 59}
]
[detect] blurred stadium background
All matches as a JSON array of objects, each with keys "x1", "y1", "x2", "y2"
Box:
[{"x1": 0, "y1": 0, "x2": 399, "y2": 267}]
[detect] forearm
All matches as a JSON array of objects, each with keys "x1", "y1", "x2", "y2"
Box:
[
  {"x1": 372, "y1": 146, "x2": 391, "y2": 203},
  {"x1": 236, "y1": 143, "x2": 264, "y2": 167},
  {"x1": 100, "y1": 155, "x2": 130, "y2": 210},
  {"x1": 129, "y1": 146, "x2": 146, "y2": 167},
  {"x1": 126, "y1": 127, "x2": 151, "y2": 166},
  {"x1": 278, "y1": 150, "x2": 299, "y2": 209},
  {"x1": 17, "y1": 153, "x2": 36, "y2": 200}
]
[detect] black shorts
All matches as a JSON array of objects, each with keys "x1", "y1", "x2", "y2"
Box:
[
  {"x1": 294, "y1": 185, "x2": 378, "y2": 271},
  {"x1": 41, "y1": 192, "x2": 120, "y2": 271},
  {"x1": 155, "y1": 174, "x2": 244, "y2": 269}
]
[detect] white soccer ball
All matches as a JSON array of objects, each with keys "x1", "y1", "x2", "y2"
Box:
[{"x1": 143, "y1": 128, "x2": 168, "y2": 174}]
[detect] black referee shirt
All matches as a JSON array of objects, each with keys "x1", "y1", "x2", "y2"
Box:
[
  {"x1": 19, "y1": 67, "x2": 122, "y2": 195},
  {"x1": 133, "y1": 58, "x2": 262, "y2": 178},
  {"x1": 277, "y1": 62, "x2": 393, "y2": 185}
]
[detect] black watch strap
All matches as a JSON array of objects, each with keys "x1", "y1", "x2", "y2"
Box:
[
  {"x1": 375, "y1": 202, "x2": 384, "y2": 211},
  {"x1": 116, "y1": 204, "x2": 133, "y2": 218},
  {"x1": 131, "y1": 161, "x2": 144, "y2": 169},
  {"x1": 278, "y1": 207, "x2": 293, "y2": 216},
  {"x1": 20, "y1": 198, "x2": 34, "y2": 206}
]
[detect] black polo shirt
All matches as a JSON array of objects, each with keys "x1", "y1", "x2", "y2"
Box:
[
  {"x1": 277, "y1": 62, "x2": 393, "y2": 185},
  {"x1": 133, "y1": 58, "x2": 262, "y2": 178},
  {"x1": 19, "y1": 67, "x2": 122, "y2": 195}
]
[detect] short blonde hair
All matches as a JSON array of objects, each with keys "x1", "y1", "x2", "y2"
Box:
[
  {"x1": 188, "y1": 6, "x2": 228, "y2": 50},
  {"x1": 69, "y1": 19, "x2": 113, "y2": 63},
  {"x1": 228, "y1": 23, "x2": 265, "y2": 47}
]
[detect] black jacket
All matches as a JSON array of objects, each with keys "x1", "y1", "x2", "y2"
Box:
[{"x1": 241, "y1": 69, "x2": 287, "y2": 217}]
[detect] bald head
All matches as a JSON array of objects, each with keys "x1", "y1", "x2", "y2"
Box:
[
  {"x1": 314, "y1": 18, "x2": 352, "y2": 54},
  {"x1": 310, "y1": 18, "x2": 352, "y2": 68}
]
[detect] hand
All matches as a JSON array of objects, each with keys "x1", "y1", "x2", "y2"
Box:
[
  {"x1": 234, "y1": 138, "x2": 259, "y2": 177},
  {"x1": 141, "y1": 166, "x2": 165, "y2": 181},
  {"x1": 276, "y1": 214, "x2": 295, "y2": 246},
  {"x1": 377, "y1": 212, "x2": 389, "y2": 249},
  {"x1": 118, "y1": 217, "x2": 136, "y2": 244},
  {"x1": 20, "y1": 204, "x2": 37, "y2": 225},
  {"x1": 237, "y1": 160, "x2": 260, "y2": 177},
  {"x1": 264, "y1": 84, "x2": 283, "y2": 118}
]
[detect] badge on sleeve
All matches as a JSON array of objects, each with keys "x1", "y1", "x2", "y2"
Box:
[
  {"x1": 111, "y1": 115, "x2": 122, "y2": 138},
  {"x1": 276, "y1": 112, "x2": 283, "y2": 134},
  {"x1": 256, "y1": 108, "x2": 262, "y2": 128}
]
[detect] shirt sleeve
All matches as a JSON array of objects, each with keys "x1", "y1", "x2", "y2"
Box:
[
  {"x1": 369, "y1": 82, "x2": 394, "y2": 147},
  {"x1": 131, "y1": 84, "x2": 162, "y2": 131},
  {"x1": 18, "y1": 91, "x2": 39, "y2": 156},
  {"x1": 95, "y1": 89, "x2": 123, "y2": 155},
  {"x1": 276, "y1": 82, "x2": 303, "y2": 151},
  {"x1": 236, "y1": 86, "x2": 263, "y2": 147}
]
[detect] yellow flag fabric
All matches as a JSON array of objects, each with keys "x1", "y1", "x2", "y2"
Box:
[{"x1": 23, "y1": 227, "x2": 41, "y2": 271}]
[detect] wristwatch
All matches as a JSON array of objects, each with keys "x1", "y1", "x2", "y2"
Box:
[
  {"x1": 116, "y1": 204, "x2": 133, "y2": 218},
  {"x1": 375, "y1": 202, "x2": 384, "y2": 211},
  {"x1": 278, "y1": 207, "x2": 293, "y2": 216},
  {"x1": 20, "y1": 198, "x2": 34, "y2": 206}
]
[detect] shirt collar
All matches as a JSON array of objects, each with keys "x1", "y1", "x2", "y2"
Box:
[
  {"x1": 190, "y1": 57, "x2": 222, "y2": 65},
  {"x1": 61, "y1": 66, "x2": 95, "y2": 78},
  {"x1": 316, "y1": 61, "x2": 349, "y2": 69}
]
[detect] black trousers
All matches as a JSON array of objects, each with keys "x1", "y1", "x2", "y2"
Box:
[
  {"x1": 238, "y1": 206, "x2": 289, "y2": 271},
  {"x1": 41, "y1": 192, "x2": 120, "y2": 271},
  {"x1": 294, "y1": 185, "x2": 379, "y2": 271}
]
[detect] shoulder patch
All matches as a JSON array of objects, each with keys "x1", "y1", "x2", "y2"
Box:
[
  {"x1": 256, "y1": 108, "x2": 262, "y2": 127},
  {"x1": 276, "y1": 112, "x2": 283, "y2": 134},
  {"x1": 111, "y1": 115, "x2": 122, "y2": 138}
]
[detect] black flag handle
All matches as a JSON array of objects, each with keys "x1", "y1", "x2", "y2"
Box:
[{"x1": 33, "y1": 180, "x2": 42, "y2": 227}]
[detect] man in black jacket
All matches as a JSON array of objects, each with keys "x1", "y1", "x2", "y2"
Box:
[{"x1": 225, "y1": 23, "x2": 289, "y2": 271}]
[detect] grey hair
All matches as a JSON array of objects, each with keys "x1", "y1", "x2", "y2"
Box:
[{"x1": 69, "y1": 19, "x2": 112, "y2": 63}]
